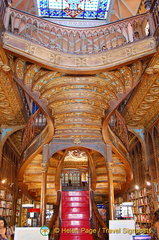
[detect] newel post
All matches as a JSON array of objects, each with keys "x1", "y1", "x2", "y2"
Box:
[
  {"x1": 106, "y1": 144, "x2": 115, "y2": 220},
  {"x1": 40, "y1": 144, "x2": 49, "y2": 226}
]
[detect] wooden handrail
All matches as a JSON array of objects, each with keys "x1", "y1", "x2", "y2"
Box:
[
  {"x1": 90, "y1": 190, "x2": 108, "y2": 240},
  {"x1": 3, "y1": 7, "x2": 155, "y2": 55},
  {"x1": 47, "y1": 191, "x2": 61, "y2": 240},
  {"x1": 109, "y1": 110, "x2": 129, "y2": 150},
  {"x1": 22, "y1": 109, "x2": 47, "y2": 151}
]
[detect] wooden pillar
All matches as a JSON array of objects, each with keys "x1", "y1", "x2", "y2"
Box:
[
  {"x1": 106, "y1": 144, "x2": 115, "y2": 220},
  {"x1": 40, "y1": 144, "x2": 49, "y2": 226}
]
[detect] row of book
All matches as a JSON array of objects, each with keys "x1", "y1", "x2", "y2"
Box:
[
  {"x1": 0, "y1": 200, "x2": 12, "y2": 208},
  {"x1": 128, "y1": 188, "x2": 151, "y2": 199},
  {"x1": 133, "y1": 196, "x2": 153, "y2": 206},
  {"x1": 0, "y1": 208, "x2": 12, "y2": 215},
  {"x1": 0, "y1": 190, "x2": 13, "y2": 201}
]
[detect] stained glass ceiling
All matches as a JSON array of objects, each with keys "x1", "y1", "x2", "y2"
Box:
[{"x1": 37, "y1": 0, "x2": 110, "y2": 20}]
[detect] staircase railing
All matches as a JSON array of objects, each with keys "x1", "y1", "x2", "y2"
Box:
[
  {"x1": 90, "y1": 190, "x2": 108, "y2": 240},
  {"x1": 17, "y1": 85, "x2": 31, "y2": 120},
  {"x1": 3, "y1": 7, "x2": 156, "y2": 55},
  {"x1": 47, "y1": 191, "x2": 61, "y2": 240},
  {"x1": 22, "y1": 109, "x2": 47, "y2": 151},
  {"x1": 109, "y1": 110, "x2": 129, "y2": 150}
]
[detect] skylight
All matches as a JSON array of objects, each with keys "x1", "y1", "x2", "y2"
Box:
[{"x1": 37, "y1": 0, "x2": 110, "y2": 20}]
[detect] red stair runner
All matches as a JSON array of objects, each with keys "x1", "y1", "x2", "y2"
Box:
[{"x1": 60, "y1": 191, "x2": 94, "y2": 240}]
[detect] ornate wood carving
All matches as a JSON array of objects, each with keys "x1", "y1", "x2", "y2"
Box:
[{"x1": 3, "y1": 32, "x2": 156, "y2": 73}]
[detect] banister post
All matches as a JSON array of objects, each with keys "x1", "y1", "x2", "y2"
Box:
[
  {"x1": 40, "y1": 144, "x2": 49, "y2": 226},
  {"x1": 106, "y1": 144, "x2": 115, "y2": 220}
]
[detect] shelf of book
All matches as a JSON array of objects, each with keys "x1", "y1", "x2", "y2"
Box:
[
  {"x1": 127, "y1": 187, "x2": 154, "y2": 227},
  {"x1": 0, "y1": 188, "x2": 13, "y2": 225},
  {"x1": 15, "y1": 198, "x2": 22, "y2": 226}
]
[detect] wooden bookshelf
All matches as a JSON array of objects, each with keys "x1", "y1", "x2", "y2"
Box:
[
  {"x1": 15, "y1": 197, "x2": 22, "y2": 226},
  {"x1": 0, "y1": 188, "x2": 13, "y2": 225},
  {"x1": 153, "y1": 181, "x2": 159, "y2": 210},
  {"x1": 127, "y1": 187, "x2": 154, "y2": 227}
]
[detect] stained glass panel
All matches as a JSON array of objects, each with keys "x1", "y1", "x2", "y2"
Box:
[{"x1": 37, "y1": 0, "x2": 110, "y2": 20}]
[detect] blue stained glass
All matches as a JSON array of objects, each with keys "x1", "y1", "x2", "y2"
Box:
[{"x1": 38, "y1": 0, "x2": 110, "y2": 20}]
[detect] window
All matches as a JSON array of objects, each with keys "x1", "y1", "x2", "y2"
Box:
[{"x1": 37, "y1": 0, "x2": 110, "y2": 20}]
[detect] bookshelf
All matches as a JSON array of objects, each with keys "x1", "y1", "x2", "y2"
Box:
[
  {"x1": 127, "y1": 187, "x2": 154, "y2": 227},
  {"x1": 15, "y1": 197, "x2": 22, "y2": 226},
  {"x1": 153, "y1": 181, "x2": 159, "y2": 210},
  {"x1": 0, "y1": 188, "x2": 13, "y2": 225}
]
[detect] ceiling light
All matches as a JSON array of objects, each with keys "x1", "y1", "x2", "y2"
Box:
[
  {"x1": 1, "y1": 179, "x2": 7, "y2": 184},
  {"x1": 146, "y1": 181, "x2": 151, "y2": 186}
]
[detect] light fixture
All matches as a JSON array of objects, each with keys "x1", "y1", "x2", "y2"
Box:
[
  {"x1": 146, "y1": 181, "x2": 151, "y2": 186},
  {"x1": 1, "y1": 179, "x2": 7, "y2": 184},
  {"x1": 135, "y1": 185, "x2": 139, "y2": 190}
]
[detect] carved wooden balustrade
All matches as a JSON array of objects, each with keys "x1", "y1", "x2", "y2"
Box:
[
  {"x1": 3, "y1": 7, "x2": 156, "y2": 55},
  {"x1": 22, "y1": 109, "x2": 47, "y2": 151},
  {"x1": 109, "y1": 110, "x2": 129, "y2": 150},
  {"x1": 90, "y1": 190, "x2": 108, "y2": 240}
]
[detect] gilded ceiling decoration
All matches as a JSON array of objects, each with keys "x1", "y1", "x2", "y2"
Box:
[
  {"x1": 122, "y1": 51, "x2": 159, "y2": 128},
  {"x1": 0, "y1": 68, "x2": 25, "y2": 126}
]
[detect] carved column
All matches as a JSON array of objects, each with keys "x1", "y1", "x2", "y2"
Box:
[
  {"x1": 106, "y1": 144, "x2": 115, "y2": 220},
  {"x1": 40, "y1": 144, "x2": 49, "y2": 226}
]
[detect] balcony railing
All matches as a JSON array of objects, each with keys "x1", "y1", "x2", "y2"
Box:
[{"x1": 3, "y1": 7, "x2": 156, "y2": 55}]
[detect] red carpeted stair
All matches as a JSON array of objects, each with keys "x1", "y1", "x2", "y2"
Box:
[{"x1": 60, "y1": 191, "x2": 94, "y2": 240}]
